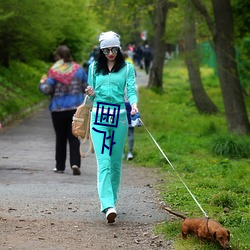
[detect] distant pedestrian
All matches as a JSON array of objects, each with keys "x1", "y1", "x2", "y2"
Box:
[
  {"x1": 87, "y1": 46, "x2": 99, "y2": 70},
  {"x1": 143, "y1": 44, "x2": 152, "y2": 74},
  {"x1": 39, "y1": 45, "x2": 88, "y2": 175},
  {"x1": 134, "y1": 45, "x2": 144, "y2": 69}
]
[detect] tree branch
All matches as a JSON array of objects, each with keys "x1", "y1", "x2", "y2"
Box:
[{"x1": 190, "y1": 0, "x2": 216, "y2": 37}]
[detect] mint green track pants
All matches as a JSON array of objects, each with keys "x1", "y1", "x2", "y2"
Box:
[{"x1": 90, "y1": 110, "x2": 128, "y2": 212}]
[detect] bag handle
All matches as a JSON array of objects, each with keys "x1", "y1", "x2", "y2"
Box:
[
  {"x1": 79, "y1": 136, "x2": 94, "y2": 158},
  {"x1": 83, "y1": 94, "x2": 88, "y2": 105}
]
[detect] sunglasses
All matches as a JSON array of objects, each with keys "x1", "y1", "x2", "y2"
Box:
[{"x1": 102, "y1": 47, "x2": 119, "y2": 55}]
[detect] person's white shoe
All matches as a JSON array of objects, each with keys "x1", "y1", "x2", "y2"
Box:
[
  {"x1": 127, "y1": 152, "x2": 133, "y2": 160},
  {"x1": 53, "y1": 168, "x2": 64, "y2": 173},
  {"x1": 105, "y1": 207, "x2": 117, "y2": 223}
]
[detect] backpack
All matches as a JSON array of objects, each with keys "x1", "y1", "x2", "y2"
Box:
[{"x1": 72, "y1": 95, "x2": 93, "y2": 158}]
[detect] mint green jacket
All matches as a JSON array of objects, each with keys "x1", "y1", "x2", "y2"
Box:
[{"x1": 87, "y1": 62, "x2": 138, "y2": 110}]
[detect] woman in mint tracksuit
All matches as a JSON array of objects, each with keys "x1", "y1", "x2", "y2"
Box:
[{"x1": 86, "y1": 31, "x2": 138, "y2": 223}]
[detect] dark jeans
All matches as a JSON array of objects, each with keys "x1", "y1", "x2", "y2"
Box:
[
  {"x1": 144, "y1": 59, "x2": 151, "y2": 74},
  {"x1": 51, "y1": 110, "x2": 80, "y2": 171}
]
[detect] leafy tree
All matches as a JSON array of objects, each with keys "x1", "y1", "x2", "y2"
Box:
[
  {"x1": 183, "y1": 1, "x2": 218, "y2": 114},
  {"x1": 53, "y1": 1, "x2": 99, "y2": 62},
  {"x1": 91, "y1": 0, "x2": 218, "y2": 114},
  {"x1": 91, "y1": 0, "x2": 155, "y2": 47},
  {"x1": 0, "y1": 0, "x2": 99, "y2": 67},
  {"x1": 232, "y1": 0, "x2": 250, "y2": 95},
  {"x1": 190, "y1": 0, "x2": 250, "y2": 134},
  {"x1": 164, "y1": 1, "x2": 184, "y2": 44},
  {"x1": 232, "y1": 0, "x2": 250, "y2": 39},
  {"x1": 148, "y1": 0, "x2": 177, "y2": 89},
  {"x1": 0, "y1": 0, "x2": 57, "y2": 66}
]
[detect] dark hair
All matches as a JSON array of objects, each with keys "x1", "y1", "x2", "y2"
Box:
[
  {"x1": 95, "y1": 48, "x2": 126, "y2": 75},
  {"x1": 54, "y1": 45, "x2": 73, "y2": 63}
]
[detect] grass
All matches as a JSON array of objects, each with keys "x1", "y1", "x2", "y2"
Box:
[
  {"x1": 0, "y1": 60, "x2": 50, "y2": 123},
  {"x1": 129, "y1": 59, "x2": 250, "y2": 250}
]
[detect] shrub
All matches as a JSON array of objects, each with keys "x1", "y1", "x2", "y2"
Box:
[
  {"x1": 210, "y1": 135, "x2": 250, "y2": 159},
  {"x1": 210, "y1": 191, "x2": 237, "y2": 209}
]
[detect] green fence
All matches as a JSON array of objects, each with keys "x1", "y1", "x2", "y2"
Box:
[{"x1": 198, "y1": 39, "x2": 250, "y2": 95}]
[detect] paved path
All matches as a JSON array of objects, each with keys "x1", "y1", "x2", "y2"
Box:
[
  {"x1": 135, "y1": 68, "x2": 149, "y2": 88},
  {"x1": 0, "y1": 106, "x2": 164, "y2": 223},
  {"x1": 0, "y1": 71, "x2": 173, "y2": 249}
]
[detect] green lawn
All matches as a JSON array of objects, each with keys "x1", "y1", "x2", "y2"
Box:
[{"x1": 128, "y1": 58, "x2": 250, "y2": 250}]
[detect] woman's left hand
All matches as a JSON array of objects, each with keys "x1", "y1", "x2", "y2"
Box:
[{"x1": 131, "y1": 103, "x2": 138, "y2": 116}]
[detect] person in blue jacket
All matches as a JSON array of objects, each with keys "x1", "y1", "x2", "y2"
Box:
[
  {"x1": 39, "y1": 45, "x2": 88, "y2": 175},
  {"x1": 86, "y1": 31, "x2": 139, "y2": 223}
]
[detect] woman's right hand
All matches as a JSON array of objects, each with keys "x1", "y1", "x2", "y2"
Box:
[
  {"x1": 85, "y1": 86, "x2": 95, "y2": 97},
  {"x1": 40, "y1": 74, "x2": 47, "y2": 83}
]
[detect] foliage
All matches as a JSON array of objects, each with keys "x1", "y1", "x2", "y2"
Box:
[
  {"x1": 164, "y1": 1, "x2": 184, "y2": 44},
  {"x1": 0, "y1": 60, "x2": 49, "y2": 122},
  {"x1": 0, "y1": 0, "x2": 99, "y2": 66},
  {"x1": 128, "y1": 58, "x2": 250, "y2": 249},
  {"x1": 91, "y1": 0, "x2": 155, "y2": 46},
  {"x1": 236, "y1": 37, "x2": 250, "y2": 95},
  {"x1": 232, "y1": 0, "x2": 250, "y2": 39},
  {"x1": 232, "y1": 0, "x2": 250, "y2": 95}
]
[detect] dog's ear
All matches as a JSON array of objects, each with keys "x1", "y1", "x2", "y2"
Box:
[
  {"x1": 213, "y1": 231, "x2": 217, "y2": 240},
  {"x1": 227, "y1": 230, "x2": 230, "y2": 240}
]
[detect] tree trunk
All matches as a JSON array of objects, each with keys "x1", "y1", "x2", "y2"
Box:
[
  {"x1": 191, "y1": 0, "x2": 250, "y2": 134},
  {"x1": 212, "y1": 0, "x2": 250, "y2": 134},
  {"x1": 148, "y1": 0, "x2": 169, "y2": 89},
  {"x1": 184, "y1": 4, "x2": 218, "y2": 114}
]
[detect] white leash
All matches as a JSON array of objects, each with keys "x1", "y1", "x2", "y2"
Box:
[{"x1": 139, "y1": 118, "x2": 209, "y2": 218}]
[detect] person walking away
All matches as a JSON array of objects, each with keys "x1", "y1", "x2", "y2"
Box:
[
  {"x1": 86, "y1": 46, "x2": 99, "y2": 71},
  {"x1": 85, "y1": 31, "x2": 138, "y2": 223},
  {"x1": 143, "y1": 44, "x2": 152, "y2": 74},
  {"x1": 134, "y1": 44, "x2": 144, "y2": 69},
  {"x1": 39, "y1": 45, "x2": 88, "y2": 175}
]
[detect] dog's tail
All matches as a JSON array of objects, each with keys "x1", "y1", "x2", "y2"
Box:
[{"x1": 162, "y1": 206, "x2": 187, "y2": 220}]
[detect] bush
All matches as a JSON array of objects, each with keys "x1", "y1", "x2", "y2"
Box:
[
  {"x1": 0, "y1": 60, "x2": 49, "y2": 123},
  {"x1": 210, "y1": 135, "x2": 250, "y2": 159},
  {"x1": 210, "y1": 191, "x2": 237, "y2": 209}
]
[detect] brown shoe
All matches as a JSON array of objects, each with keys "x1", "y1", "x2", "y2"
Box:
[{"x1": 72, "y1": 165, "x2": 81, "y2": 175}]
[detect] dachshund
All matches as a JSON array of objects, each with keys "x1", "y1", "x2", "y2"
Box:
[{"x1": 162, "y1": 206, "x2": 231, "y2": 249}]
